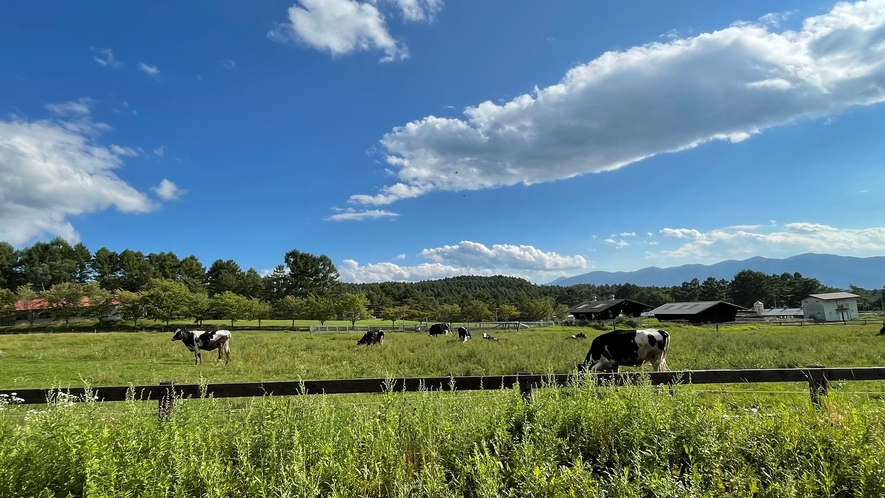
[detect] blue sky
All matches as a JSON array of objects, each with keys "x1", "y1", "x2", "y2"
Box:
[{"x1": 2, "y1": 0, "x2": 885, "y2": 284}]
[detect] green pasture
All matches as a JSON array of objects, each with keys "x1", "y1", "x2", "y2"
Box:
[{"x1": 1, "y1": 322, "x2": 883, "y2": 389}]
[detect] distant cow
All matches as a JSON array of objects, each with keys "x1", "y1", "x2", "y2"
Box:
[
  {"x1": 171, "y1": 328, "x2": 231, "y2": 365},
  {"x1": 458, "y1": 326, "x2": 471, "y2": 342},
  {"x1": 429, "y1": 323, "x2": 450, "y2": 336},
  {"x1": 579, "y1": 329, "x2": 670, "y2": 373},
  {"x1": 357, "y1": 329, "x2": 385, "y2": 346},
  {"x1": 481, "y1": 332, "x2": 498, "y2": 341},
  {"x1": 567, "y1": 332, "x2": 588, "y2": 340}
]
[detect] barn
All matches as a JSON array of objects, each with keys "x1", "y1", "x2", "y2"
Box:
[
  {"x1": 566, "y1": 298, "x2": 653, "y2": 321},
  {"x1": 802, "y1": 292, "x2": 860, "y2": 322},
  {"x1": 648, "y1": 301, "x2": 744, "y2": 324}
]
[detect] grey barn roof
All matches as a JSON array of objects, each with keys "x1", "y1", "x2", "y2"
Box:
[
  {"x1": 566, "y1": 298, "x2": 652, "y2": 314},
  {"x1": 649, "y1": 301, "x2": 744, "y2": 315},
  {"x1": 807, "y1": 292, "x2": 860, "y2": 301}
]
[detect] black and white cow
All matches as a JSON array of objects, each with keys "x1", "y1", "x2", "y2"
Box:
[
  {"x1": 171, "y1": 328, "x2": 231, "y2": 365},
  {"x1": 458, "y1": 326, "x2": 471, "y2": 342},
  {"x1": 481, "y1": 332, "x2": 498, "y2": 341},
  {"x1": 429, "y1": 323, "x2": 450, "y2": 336},
  {"x1": 579, "y1": 329, "x2": 670, "y2": 373},
  {"x1": 567, "y1": 332, "x2": 588, "y2": 340},
  {"x1": 357, "y1": 329, "x2": 385, "y2": 346}
]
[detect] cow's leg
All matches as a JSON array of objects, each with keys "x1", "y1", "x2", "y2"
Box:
[{"x1": 194, "y1": 350, "x2": 201, "y2": 365}]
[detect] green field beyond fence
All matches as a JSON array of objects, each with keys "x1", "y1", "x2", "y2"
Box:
[{"x1": 2, "y1": 323, "x2": 885, "y2": 496}]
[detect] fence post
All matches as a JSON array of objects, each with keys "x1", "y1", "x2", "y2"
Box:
[
  {"x1": 158, "y1": 381, "x2": 175, "y2": 422},
  {"x1": 806, "y1": 365, "x2": 828, "y2": 407},
  {"x1": 517, "y1": 371, "x2": 534, "y2": 402}
]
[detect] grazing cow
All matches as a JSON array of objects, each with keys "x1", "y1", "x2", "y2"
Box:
[
  {"x1": 458, "y1": 326, "x2": 472, "y2": 342},
  {"x1": 357, "y1": 329, "x2": 385, "y2": 346},
  {"x1": 481, "y1": 332, "x2": 498, "y2": 341},
  {"x1": 579, "y1": 329, "x2": 670, "y2": 373},
  {"x1": 567, "y1": 332, "x2": 588, "y2": 340},
  {"x1": 878, "y1": 324, "x2": 885, "y2": 336},
  {"x1": 171, "y1": 328, "x2": 231, "y2": 365},
  {"x1": 429, "y1": 323, "x2": 450, "y2": 337}
]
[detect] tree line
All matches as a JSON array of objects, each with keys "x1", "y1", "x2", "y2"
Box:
[{"x1": 1, "y1": 237, "x2": 883, "y2": 327}]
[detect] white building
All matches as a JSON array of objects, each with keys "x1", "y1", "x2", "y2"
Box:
[{"x1": 802, "y1": 292, "x2": 860, "y2": 322}]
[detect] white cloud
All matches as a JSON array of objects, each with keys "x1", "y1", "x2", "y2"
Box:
[
  {"x1": 139, "y1": 63, "x2": 161, "y2": 78},
  {"x1": 350, "y1": 0, "x2": 885, "y2": 205},
  {"x1": 153, "y1": 145, "x2": 166, "y2": 158},
  {"x1": 340, "y1": 259, "x2": 491, "y2": 283},
  {"x1": 612, "y1": 232, "x2": 636, "y2": 237},
  {"x1": 45, "y1": 98, "x2": 93, "y2": 116},
  {"x1": 419, "y1": 241, "x2": 589, "y2": 271},
  {"x1": 152, "y1": 179, "x2": 183, "y2": 201},
  {"x1": 221, "y1": 59, "x2": 237, "y2": 70},
  {"x1": 268, "y1": 0, "x2": 408, "y2": 62},
  {"x1": 325, "y1": 207, "x2": 400, "y2": 221},
  {"x1": 91, "y1": 47, "x2": 122, "y2": 68},
  {"x1": 604, "y1": 238, "x2": 630, "y2": 248},
  {"x1": 0, "y1": 118, "x2": 156, "y2": 245},
  {"x1": 340, "y1": 240, "x2": 590, "y2": 283},
  {"x1": 758, "y1": 10, "x2": 795, "y2": 28},
  {"x1": 384, "y1": 0, "x2": 443, "y2": 22},
  {"x1": 109, "y1": 145, "x2": 138, "y2": 157},
  {"x1": 657, "y1": 222, "x2": 885, "y2": 261}
]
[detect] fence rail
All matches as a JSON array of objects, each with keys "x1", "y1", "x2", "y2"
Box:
[{"x1": 4, "y1": 367, "x2": 885, "y2": 414}]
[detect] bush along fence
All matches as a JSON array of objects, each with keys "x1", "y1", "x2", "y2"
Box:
[{"x1": 3, "y1": 366, "x2": 885, "y2": 420}]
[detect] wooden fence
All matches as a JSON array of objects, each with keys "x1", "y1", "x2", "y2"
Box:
[{"x1": 4, "y1": 367, "x2": 885, "y2": 420}]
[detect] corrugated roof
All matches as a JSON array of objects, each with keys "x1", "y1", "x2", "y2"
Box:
[
  {"x1": 807, "y1": 292, "x2": 860, "y2": 301},
  {"x1": 762, "y1": 308, "x2": 803, "y2": 316},
  {"x1": 649, "y1": 301, "x2": 743, "y2": 315},
  {"x1": 566, "y1": 299, "x2": 651, "y2": 314}
]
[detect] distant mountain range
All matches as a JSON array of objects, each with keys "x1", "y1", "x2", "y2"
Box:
[{"x1": 549, "y1": 254, "x2": 885, "y2": 289}]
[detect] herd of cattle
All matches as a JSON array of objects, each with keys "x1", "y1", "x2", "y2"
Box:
[{"x1": 171, "y1": 323, "x2": 672, "y2": 373}]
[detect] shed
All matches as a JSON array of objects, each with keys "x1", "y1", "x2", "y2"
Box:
[
  {"x1": 648, "y1": 301, "x2": 744, "y2": 324},
  {"x1": 802, "y1": 292, "x2": 860, "y2": 322},
  {"x1": 566, "y1": 298, "x2": 653, "y2": 321}
]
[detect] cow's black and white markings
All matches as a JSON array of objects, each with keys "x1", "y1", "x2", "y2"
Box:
[
  {"x1": 429, "y1": 323, "x2": 450, "y2": 337},
  {"x1": 458, "y1": 326, "x2": 471, "y2": 342},
  {"x1": 481, "y1": 332, "x2": 498, "y2": 341},
  {"x1": 567, "y1": 332, "x2": 588, "y2": 340},
  {"x1": 579, "y1": 329, "x2": 670, "y2": 373},
  {"x1": 357, "y1": 329, "x2": 385, "y2": 346},
  {"x1": 171, "y1": 328, "x2": 231, "y2": 364}
]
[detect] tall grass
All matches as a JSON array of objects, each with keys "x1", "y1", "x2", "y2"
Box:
[{"x1": 2, "y1": 380, "x2": 884, "y2": 497}]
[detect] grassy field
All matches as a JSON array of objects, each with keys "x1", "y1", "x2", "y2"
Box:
[
  {"x1": 2, "y1": 323, "x2": 885, "y2": 497},
  {"x1": 0, "y1": 322, "x2": 883, "y2": 389}
]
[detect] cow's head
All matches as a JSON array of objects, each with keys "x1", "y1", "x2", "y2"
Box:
[{"x1": 171, "y1": 328, "x2": 188, "y2": 342}]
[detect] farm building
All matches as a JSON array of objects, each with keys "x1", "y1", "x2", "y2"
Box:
[
  {"x1": 802, "y1": 292, "x2": 860, "y2": 322},
  {"x1": 566, "y1": 298, "x2": 653, "y2": 320},
  {"x1": 648, "y1": 301, "x2": 745, "y2": 324}
]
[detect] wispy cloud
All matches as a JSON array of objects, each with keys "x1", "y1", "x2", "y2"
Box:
[
  {"x1": 91, "y1": 47, "x2": 122, "y2": 68},
  {"x1": 325, "y1": 207, "x2": 400, "y2": 221},
  {"x1": 349, "y1": 1, "x2": 885, "y2": 205},
  {"x1": 153, "y1": 145, "x2": 166, "y2": 158},
  {"x1": 45, "y1": 97, "x2": 94, "y2": 116},
  {"x1": 139, "y1": 62, "x2": 161, "y2": 78},
  {"x1": 221, "y1": 59, "x2": 237, "y2": 70},
  {"x1": 109, "y1": 145, "x2": 138, "y2": 157}
]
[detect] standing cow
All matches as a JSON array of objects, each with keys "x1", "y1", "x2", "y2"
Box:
[
  {"x1": 429, "y1": 323, "x2": 450, "y2": 336},
  {"x1": 458, "y1": 326, "x2": 471, "y2": 342},
  {"x1": 171, "y1": 328, "x2": 232, "y2": 365},
  {"x1": 357, "y1": 329, "x2": 385, "y2": 345},
  {"x1": 579, "y1": 329, "x2": 670, "y2": 373}
]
